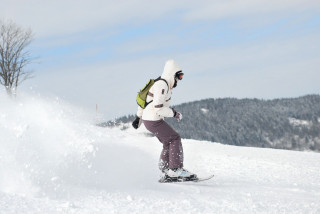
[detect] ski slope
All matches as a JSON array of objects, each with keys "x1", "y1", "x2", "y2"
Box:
[{"x1": 1, "y1": 93, "x2": 320, "y2": 214}]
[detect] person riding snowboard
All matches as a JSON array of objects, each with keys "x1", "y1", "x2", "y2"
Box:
[{"x1": 132, "y1": 59, "x2": 197, "y2": 182}]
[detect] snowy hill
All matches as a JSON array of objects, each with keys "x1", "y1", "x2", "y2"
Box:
[{"x1": 1, "y1": 94, "x2": 320, "y2": 214}]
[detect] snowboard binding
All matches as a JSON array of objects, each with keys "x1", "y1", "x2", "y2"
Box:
[{"x1": 159, "y1": 174, "x2": 199, "y2": 183}]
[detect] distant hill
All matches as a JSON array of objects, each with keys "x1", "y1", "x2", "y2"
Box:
[{"x1": 99, "y1": 95, "x2": 320, "y2": 152}]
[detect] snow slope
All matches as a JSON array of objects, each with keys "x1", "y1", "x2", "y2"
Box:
[{"x1": 1, "y1": 93, "x2": 320, "y2": 214}]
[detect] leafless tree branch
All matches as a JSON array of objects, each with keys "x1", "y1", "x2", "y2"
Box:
[{"x1": 0, "y1": 20, "x2": 34, "y2": 96}]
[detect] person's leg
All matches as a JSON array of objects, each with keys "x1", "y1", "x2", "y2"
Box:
[
  {"x1": 158, "y1": 142, "x2": 169, "y2": 172},
  {"x1": 143, "y1": 120, "x2": 183, "y2": 171},
  {"x1": 168, "y1": 134, "x2": 183, "y2": 169}
]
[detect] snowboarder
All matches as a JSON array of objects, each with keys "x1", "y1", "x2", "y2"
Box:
[{"x1": 132, "y1": 59, "x2": 197, "y2": 182}]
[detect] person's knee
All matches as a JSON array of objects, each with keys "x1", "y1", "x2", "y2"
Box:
[{"x1": 172, "y1": 133, "x2": 181, "y2": 143}]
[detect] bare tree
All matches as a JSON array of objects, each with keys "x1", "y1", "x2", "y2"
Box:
[{"x1": 0, "y1": 20, "x2": 34, "y2": 96}]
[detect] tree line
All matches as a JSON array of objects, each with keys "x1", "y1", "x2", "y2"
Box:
[{"x1": 102, "y1": 95, "x2": 320, "y2": 152}]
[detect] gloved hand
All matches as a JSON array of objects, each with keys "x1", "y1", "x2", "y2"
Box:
[
  {"x1": 172, "y1": 109, "x2": 183, "y2": 122},
  {"x1": 132, "y1": 116, "x2": 141, "y2": 129}
]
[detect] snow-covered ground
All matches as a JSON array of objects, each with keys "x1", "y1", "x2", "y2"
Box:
[{"x1": 1, "y1": 93, "x2": 320, "y2": 214}]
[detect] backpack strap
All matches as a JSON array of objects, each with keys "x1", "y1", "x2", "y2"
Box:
[
  {"x1": 155, "y1": 76, "x2": 169, "y2": 93},
  {"x1": 143, "y1": 77, "x2": 169, "y2": 108}
]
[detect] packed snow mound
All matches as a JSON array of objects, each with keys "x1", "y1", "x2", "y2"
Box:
[{"x1": 1, "y1": 93, "x2": 320, "y2": 213}]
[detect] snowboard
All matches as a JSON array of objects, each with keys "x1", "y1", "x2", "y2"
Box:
[{"x1": 159, "y1": 174, "x2": 214, "y2": 183}]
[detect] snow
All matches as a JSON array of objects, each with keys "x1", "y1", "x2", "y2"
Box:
[
  {"x1": 288, "y1": 117, "x2": 311, "y2": 127},
  {"x1": 1, "y1": 93, "x2": 320, "y2": 214},
  {"x1": 200, "y1": 108, "x2": 209, "y2": 114}
]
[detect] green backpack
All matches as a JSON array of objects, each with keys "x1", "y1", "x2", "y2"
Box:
[{"x1": 136, "y1": 77, "x2": 169, "y2": 109}]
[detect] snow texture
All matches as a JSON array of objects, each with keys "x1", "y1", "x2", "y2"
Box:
[{"x1": 1, "y1": 93, "x2": 320, "y2": 214}]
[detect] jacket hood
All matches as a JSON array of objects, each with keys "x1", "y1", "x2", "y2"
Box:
[{"x1": 161, "y1": 60, "x2": 182, "y2": 88}]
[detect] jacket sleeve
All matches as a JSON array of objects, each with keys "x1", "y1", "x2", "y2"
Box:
[
  {"x1": 136, "y1": 106, "x2": 143, "y2": 118},
  {"x1": 152, "y1": 81, "x2": 174, "y2": 118}
]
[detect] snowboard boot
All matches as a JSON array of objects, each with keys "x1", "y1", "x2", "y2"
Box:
[{"x1": 159, "y1": 168, "x2": 198, "y2": 183}]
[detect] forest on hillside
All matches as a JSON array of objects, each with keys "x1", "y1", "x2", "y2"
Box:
[{"x1": 100, "y1": 95, "x2": 320, "y2": 152}]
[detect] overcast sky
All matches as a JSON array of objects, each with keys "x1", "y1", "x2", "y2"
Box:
[{"x1": 1, "y1": 0, "x2": 320, "y2": 120}]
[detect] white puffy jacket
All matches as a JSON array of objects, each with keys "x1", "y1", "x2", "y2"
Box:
[{"x1": 137, "y1": 59, "x2": 182, "y2": 121}]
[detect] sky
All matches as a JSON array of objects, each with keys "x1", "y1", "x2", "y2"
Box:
[{"x1": 1, "y1": 0, "x2": 320, "y2": 120}]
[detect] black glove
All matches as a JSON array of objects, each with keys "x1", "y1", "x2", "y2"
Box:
[{"x1": 132, "y1": 116, "x2": 141, "y2": 129}]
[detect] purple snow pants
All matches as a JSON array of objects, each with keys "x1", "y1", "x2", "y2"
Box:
[{"x1": 143, "y1": 119, "x2": 183, "y2": 172}]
